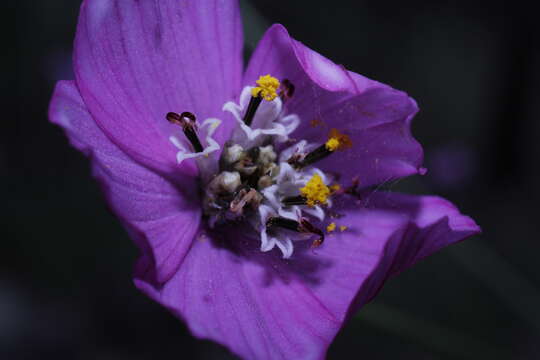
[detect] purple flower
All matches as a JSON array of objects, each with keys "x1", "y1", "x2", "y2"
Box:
[{"x1": 49, "y1": 1, "x2": 480, "y2": 359}]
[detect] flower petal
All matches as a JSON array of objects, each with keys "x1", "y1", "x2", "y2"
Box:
[
  {"x1": 74, "y1": 0, "x2": 243, "y2": 175},
  {"x1": 244, "y1": 24, "x2": 424, "y2": 187},
  {"x1": 49, "y1": 81, "x2": 201, "y2": 284},
  {"x1": 134, "y1": 230, "x2": 342, "y2": 360},
  {"x1": 134, "y1": 192, "x2": 479, "y2": 360},
  {"x1": 319, "y1": 192, "x2": 481, "y2": 318}
]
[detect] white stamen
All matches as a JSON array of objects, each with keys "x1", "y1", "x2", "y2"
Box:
[
  {"x1": 274, "y1": 237, "x2": 294, "y2": 259},
  {"x1": 221, "y1": 171, "x2": 241, "y2": 193},
  {"x1": 208, "y1": 171, "x2": 241, "y2": 194},
  {"x1": 223, "y1": 86, "x2": 298, "y2": 147},
  {"x1": 223, "y1": 144, "x2": 244, "y2": 164},
  {"x1": 169, "y1": 117, "x2": 222, "y2": 165},
  {"x1": 259, "y1": 205, "x2": 276, "y2": 252},
  {"x1": 304, "y1": 206, "x2": 325, "y2": 221},
  {"x1": 258, "y1": 205, "x2": 295, "y2": 258},
  {"x1": 258, "y1": 145, "x2": 277, "y2": 165},
  {"x1": 278, "y1": 140, "x2": 315, "y2": 163}
]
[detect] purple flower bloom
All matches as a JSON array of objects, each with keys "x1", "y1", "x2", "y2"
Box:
[{"x1": 49, "y1": 1, "x2": 480, "y2": 359}]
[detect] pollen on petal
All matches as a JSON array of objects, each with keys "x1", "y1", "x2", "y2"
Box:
[
  {"x1": 300, "y1": 173, "x2": 331, "y2": 207},
  {"x1": 251, "y1": 74, "x2": 280, "y2": 101},
  {"x1": 326, "y1": 222, "x2": 336, "y2": 232},
  {"x1": 310, "y1": 118, "x2": 323, "y2": 127},
  {"x1": 330, "y1": 183, "x2": 341, "y2": 193},
  {"x1": 339, "y1": 225, "x2": 347, "y2": 232},
  {"x1": 325, "y1": 128, "x2": 352, "y2": 151}
]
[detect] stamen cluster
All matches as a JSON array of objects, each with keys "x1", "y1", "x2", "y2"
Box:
[
  {"x1": 203, "y1": 143, "x2": 278, "y2": 226},
  {"x1": 167, "y1": 75, "x2": 351, "y2": 258}
]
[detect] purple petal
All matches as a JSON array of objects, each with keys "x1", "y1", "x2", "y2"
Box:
[
  {"x1": 321, "y1": 192, "x2": 481, "y2": 315},
  {"x1": 134, "y1": 230, "x2": 342, "y2": 360},
  {"x1": 244, "y1": 24, "x2": 424, "y2": 187},
  {"x1": 74, "y1": 0, "x2": 243, "y2": 175},
  {"x1": 49, "y1": 81, "x2": 201, "y2": 284},
  {"x1": 134, "y1": 192, "x2": 479, "y2": 360}
]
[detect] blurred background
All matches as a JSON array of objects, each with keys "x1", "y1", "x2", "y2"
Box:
[{"x1": 8, "y1": 0, "x2": 540, "y2": 358}]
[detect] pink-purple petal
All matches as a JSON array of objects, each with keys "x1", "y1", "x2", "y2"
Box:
[
  {"x1": 322, "y1": 192, "x2": 481, "y2": 317},
  {"x1": 135, "y1": 230, "x2": 341, "y2": 360},
  {"x1": 245, "y1": 24, "x2": 424, "y2": 187},
  {"x1": 51, "y1": 5, "x2": 481, "y2": 357},
  {"x1": 49, "y1": 80, "x2": 200, "y2": 284},
  {"x1": 74, "y1": 0, "x2": 243, "y2": 175},
  {"x1": 134, "y1": 191, "x2": 479, "y2": 360}
]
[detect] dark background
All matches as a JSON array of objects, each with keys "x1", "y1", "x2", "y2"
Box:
[{"x1": 8, "y1": 0, "x2": 540, "y2": 359}]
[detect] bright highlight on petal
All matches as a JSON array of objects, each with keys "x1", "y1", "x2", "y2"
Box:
[
  {"x1": 251, "y1": 74, "x2": 280, "y2": 101},
  {"x1": 300, "y1": 173, "x2": 331, "y2": 207}
]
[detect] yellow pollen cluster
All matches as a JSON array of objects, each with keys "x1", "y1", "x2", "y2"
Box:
[
  {"x1": 325, "y1": 138, "x2": 340, "y2": 151},
  {"x1": 324, "y1": 128, "x2": 352, "y2": 151},
  {"x1": 327, "y1": 222, "x2": 347, "y2": 233},
  {"x1": 251, "y1": 74, "x2": 280, "y2": 101},
  {"x1": 300, "y1": 174, "x2": 331, "y2": 207}
]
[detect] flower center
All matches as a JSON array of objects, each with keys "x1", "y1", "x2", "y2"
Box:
[{"x1": 167, "y1": 75, "x2": 351, "y2": 258}]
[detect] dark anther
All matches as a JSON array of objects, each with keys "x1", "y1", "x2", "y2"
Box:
[
  {"x1": 166, "y1": 111, "x2": 204, "y2": 153},
  {"x1": 266, "y1": 216, "x2": 301, "y2": 232},
  {"x1": 280, "y1": 79, "x2": 295, "y2": 101},
  {"x1": 293, "y1": 144, "x2": 333, "y2": 169},
  {"x1": 266, "y1": 216, "x2": 325, "y2": 248},
  {"x1": 243, "y1": 94, "x2": 263, "y2": 127},
  {"x1": 299, "y1": 218, "x2": 325, "y2": 248},
  {"x1": 282, "y1": 195, "x2": 307, "y2": 206}
]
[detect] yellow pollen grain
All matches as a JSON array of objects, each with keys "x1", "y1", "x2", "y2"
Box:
[
  {"x1": 251, "y1": 74, "x2": 280, "y2": 101},
  {"x1": 330, "y1": 184, "x2": 341, "y2": 193},
  {"x1": 339, "y1": 225, "x2": 348, "y2": 232},
  {"x1": 325, "y1": 128, "x2": 352, "y2": 151},
  {"x1": 325, "y1": 138, "x2": 340, "y2": 151},
  {"x1": 327, "y1": 222, "x2": 336, "y2": 233},
  {"x1": 300, "y1": 173, "x2": 331, "y2": 207}
]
